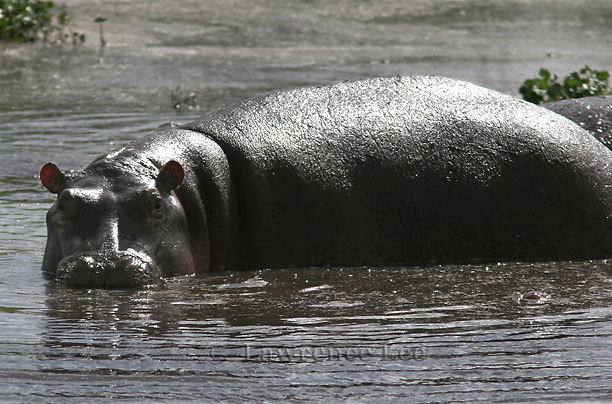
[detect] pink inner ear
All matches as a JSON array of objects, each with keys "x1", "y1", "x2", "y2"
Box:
[
  {"x1": 157, "y1": 160, "x2": 185, "y2": 192},
  {"x1": 166, "y1": 161, "x2": 185, "y2": 185},
  {"x1": 40, "y1": 163, "x2": 62, "y2": 192}
]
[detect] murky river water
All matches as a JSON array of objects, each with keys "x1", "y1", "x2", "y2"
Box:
[{"x1": 1, "y1": 0, "x2": 612, "y2": 402}]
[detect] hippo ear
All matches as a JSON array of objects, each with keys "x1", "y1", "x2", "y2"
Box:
[
  {"x1": 156, "y1": 160, "x2": 185, "y2": 193},
  {"x1": 40, "y1": 162, "x2": 67, "y2": 194}
]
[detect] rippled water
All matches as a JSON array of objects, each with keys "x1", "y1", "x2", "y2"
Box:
[{"x1": 1, "y1": 0, "x2": 612, "y2": 402}]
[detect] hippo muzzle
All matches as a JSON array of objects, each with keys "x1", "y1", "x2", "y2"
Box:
[{"x1": 56, "y1": 249, "x2": 161, "y2": 287}]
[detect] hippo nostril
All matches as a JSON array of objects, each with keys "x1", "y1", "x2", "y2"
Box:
[
  {"x1": 76, "y1": 256, "x2": 90, "y2": 271},
  {"x1": 76, "y1": 255, "x2": 103, "y2": 274},
  {"x1": 118, "y1": 256, "x2": 135, "y2": 270}
]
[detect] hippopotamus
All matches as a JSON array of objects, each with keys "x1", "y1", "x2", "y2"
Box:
[
  {"x1": 544, "y1": 95, "x2": 612, "y2": 149},
  {"x1": 40, "y1": 76, "x2": 612, "y2": 287}
]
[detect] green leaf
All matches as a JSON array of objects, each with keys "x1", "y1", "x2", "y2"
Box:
[
  {"x1": 596, "y1": 71, "x2": 609, "y2": 81},
  {"x1": 547, "y1": 82, "x2": 563, "y2": 100},
  {"x1": 539, "y1": 68, "x2": 551, "y2": 81}
]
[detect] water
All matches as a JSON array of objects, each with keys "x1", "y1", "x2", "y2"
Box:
[{"x1": 1, "y1": 0, "x2": 612, "y2": 401}]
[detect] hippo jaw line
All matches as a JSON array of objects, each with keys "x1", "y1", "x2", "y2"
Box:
[{"x1": 56, "y1": 249, "x2": 162, "y2": 287}]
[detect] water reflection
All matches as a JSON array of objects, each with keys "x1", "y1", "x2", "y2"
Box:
[
  {"x1": 41, "y1": 262, "x2": 612, "y2": 352},
  {"x1": 42, "y1": 262, "x2": 612, "y2": 326},
  {"x1": 35, "y1": 263, "x2": 612, "y2": 400}
]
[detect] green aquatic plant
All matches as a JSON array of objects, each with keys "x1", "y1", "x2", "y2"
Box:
[
  {"x1": 0, "y1": 0, "x2": 84, "y2": 43},
  {"x1": 520, "y1": 66, "x2": 611, "y2": 104},
  {"x1": 0, "y1": 305, "x2": 26, "y2": 313},
  {"x1": 94, "y1": 16, "x2": 105, "y2": 46}
]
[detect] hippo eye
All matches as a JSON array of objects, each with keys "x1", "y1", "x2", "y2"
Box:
[
  {"x1": 57, "y1": 190, "x2": 74, "y2": 216},
  {"x1": 135, "y1": 188, "x2": 163, "y2": 215}
]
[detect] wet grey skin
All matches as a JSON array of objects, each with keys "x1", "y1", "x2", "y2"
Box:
[
  {"x1": 40, "y1": 76, "x2": 612, "y2": 287},
  {"x1": 544, "y1": 95, "x2": 612, "y2": 150}
]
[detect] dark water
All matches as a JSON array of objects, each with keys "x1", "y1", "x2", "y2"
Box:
[{"x1": 1, "y1": 0, "x2": 612, "y2": 402}]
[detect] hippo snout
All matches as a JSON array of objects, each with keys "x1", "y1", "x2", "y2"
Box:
[{"x1": 56, "y1": 250, "x2": 161, "y2": 287}]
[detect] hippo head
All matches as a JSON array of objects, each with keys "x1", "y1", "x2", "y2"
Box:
[{"x1": 39, "y1": 160, "x2": 195, "y2": 287}]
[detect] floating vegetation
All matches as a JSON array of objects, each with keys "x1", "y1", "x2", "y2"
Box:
[
  {"x1": 0, "y1": 305, "x2": 27, "y2": 313},
  {"x1": 171, "y1": 85, "x2": 200, "y2": 112},
  {"x1": 0, "y1": 0, "x2": 85, "y2": 44},
  {"x1": 520, "y1": 66, "x2": 611, "y2": 104},
  {"x1": 94, "y1": 16, "x2": 105, "y2": 47}
]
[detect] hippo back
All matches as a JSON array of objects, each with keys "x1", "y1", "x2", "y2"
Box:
[
  {"x1": 182, "y1": 76, "x2": 612, "y2": 268},
  {"x1": 544, "y1": 95, "x2": 612, "y2": 149}
]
